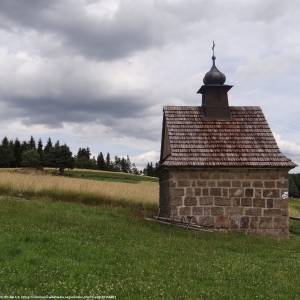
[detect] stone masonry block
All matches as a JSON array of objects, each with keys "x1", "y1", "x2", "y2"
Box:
[
  {"x1": 199, "y1": 197, "x2": 213, "y2": 205},
  {"x1": 253, "y1": 198, "x2": 265, "y2": 208},
  {"x1": 192, "y1": 207, "x2": 203, "y2": 215},
  {"x1": 170, "y1": 188, "x2": 185, "y2": 197},
  {"x1": 232, "y1": 198, "x2": 241, "y2": 206},
  {"x1": 252, "y1": 181, "x2": 263, "y2": 188},
  {"x1": 211, "y1": 207, "x2": 224, "y2": 216},
  {"x1": 232, "y1": 181, "x2": 241, "y2": 187},
  {"x1": 245, "y1": 208, "x2": 262, "y2": 216},
  {"x1": 263, "y1": 189, "x2": 279, "y2": 198},
  {"x1": 203, "y1": 207, "x2": 211, "y2": 216},
  {"x1": 179, "y1": 206, "x2": 191, "y2": 216},
  {"x1": 254, "y1": 189, "x2": 262, "y2": 198},
  {"x1": 276, "y1": 180, "x2": 288, "y2": 189},
  {"x1": 266, "y1": 199, "x2": 273, "y2": 208},
  {"x1": 184, "y1": 197, "x2": 197, "y2": 206},
  {"x1": 259, "y1": 217, "x2": 273, "y2": 229},
  {"x1": 264, "y1": 181, "x2": 275, "y2": 188},
  {"x1": 214, "y1": 197, "x2": 231, "y2": 206},
  {"x1": 230, "y1": 188, "x2": 244, "y2": 197},
  {"x1": 210, "y1": 173, "x2": 221, "y2": 180},
  {"x1": 217, "y1": 181, "x2": 231, "y2": 187},
  {"x1": 263, "y1": 209, "x2": 281, "y2": 216},
  {"x1": 250, "y1": 217, "x2": 259, "y2": 229},
  {"x1": 210, "y1": 188, "x2": 222, "y2": 196},
  {"x1": 273, "y1": 199, "x2": 288, "y2": 209},
  {"x1": 202, "y1": 188, "x2": 209, "y2": 196},
  {"x1": 242, "y1": 181, "x2": 251, "y2": 187},
  {"x1": 186, "y1": 188, "x2": 193, "y2": 196},
  {"x1": 169, "y1": 181, "x2": 176, "y2": 187},
  {"x1": 197, "y1": 180, "x2": 207, "y2": 187},
  {"x1": 222, "y1": 188, "x2": 229, "y2": 197},
  {"x1": 215, "y1": 216, "x2": 231, "y2": 229},
  {"x1": 247, "y1": 173, "x2": 262, "y2": 180},
  {"x1": 273, "y1": 217, "x2": 288, "y2": 229},
  {"x1": 195, "y1": 188, "x2": 202, "y2": 196},
  {"x1": 178, "y1": 180, "x2": 190, "y2": 187},
  {"x1": 198, "y1": 216, "x2": 214, "y2": 227},
  {"x1": 245, "y1": 188, "x2": 254, "y2": 197},
  {"x1": 189, "y1": 172, "x2": 199, "y2": 179},
  {"x1": 171, "y1": 196, "x2": 183, "y2": 206},
  {"x1": 240, "y1": 216, "x2": 250, "y2": 229},
  {"x1": 225, "y1": 207, "x2": 244, "y2": 216},
  {"x1": 241, "y1": 197, "x2": 252, "y2": 206}
]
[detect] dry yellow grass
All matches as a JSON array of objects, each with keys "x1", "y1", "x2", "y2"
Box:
[{"x1": 0, "y1": 171, "x2": 159, "y2": 206}]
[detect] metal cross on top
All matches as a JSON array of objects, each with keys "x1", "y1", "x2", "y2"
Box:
[{"x1": 212, "y1": 41, "x2": 215, "y2": 57}]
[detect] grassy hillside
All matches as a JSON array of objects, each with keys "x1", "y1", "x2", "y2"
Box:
[
  {"x1": 62, "y1": 169, "x2": 158, "y2": 183},
  {"x1": 0, "y1": 196, "x2": 299, "y2": 299}
]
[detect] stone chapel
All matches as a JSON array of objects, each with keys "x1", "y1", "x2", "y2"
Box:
[{"x1": 158, "y1": 44, "x2": 296, "y2": 237}]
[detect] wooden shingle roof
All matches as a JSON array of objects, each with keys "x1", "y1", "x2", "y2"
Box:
[{"x1": 160, "y1": 106, "x2": 296, "y2": 168}]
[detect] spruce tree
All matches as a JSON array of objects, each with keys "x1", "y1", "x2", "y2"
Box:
[
  {"x1": 29, "y1": 136, "x2": 36, "y2": 149},
  {"x1": 44, "y1": 138, "x2": 53, "y2": 153},
  {"x1": 97, "y1": 152, "x2": 105, "y2": 170},
  {"x1": 106, "y1": 153, "x2": 111, "y2": 170},
  {"x1": 37, "y1": 138, "x2": 44, "y2": 165},
  {"x1": 14, "y1": 139, "x2": 22, "y2": 167},
  {"x1": 0, "y1": 137, "x2": 15, "y2": 167},
  {"x1": 44, "y1": 138, "x2": 55, "y2": 167}
]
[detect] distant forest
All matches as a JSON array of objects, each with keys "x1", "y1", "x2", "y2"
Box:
[
  {"x1": 289, "y1": 174, "x2": 300, "y2": 198},
  {"x1": 0, "y1": 136, "x2": 158, "y2": 176}
]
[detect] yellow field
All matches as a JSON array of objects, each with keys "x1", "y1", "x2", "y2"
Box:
[{"x1": 0, "y1": 171, "x2": 159, "y2": 206}]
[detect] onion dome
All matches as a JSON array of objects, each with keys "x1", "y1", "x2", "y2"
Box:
[{"x1": 203, "y1": 42, "x2": 226, "y2": 85}]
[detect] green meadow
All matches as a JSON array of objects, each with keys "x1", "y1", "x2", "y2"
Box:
[{"x1": 0, "y1": 169, "x2": 299, "y2": 299}]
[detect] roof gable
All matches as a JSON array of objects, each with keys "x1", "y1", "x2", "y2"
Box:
[{"x1": 160, "y1": 106, "x2": 296, "y2": 168}]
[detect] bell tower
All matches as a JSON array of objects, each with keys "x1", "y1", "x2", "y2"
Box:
[{"x1": 197, "y1": 42, "x2": 232, "y2": 119}]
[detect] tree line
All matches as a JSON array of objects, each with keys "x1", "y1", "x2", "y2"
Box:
[
  {"x1": 289, "y1": 174, "x2": 300, "y2": 198},
  {"x1": 0, "y1": 136, "x2": 151, "y2": 175}
]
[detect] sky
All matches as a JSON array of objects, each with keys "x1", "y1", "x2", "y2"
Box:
[{"x1": 0, "y1": 0, "x2": 299, "y2": 171}]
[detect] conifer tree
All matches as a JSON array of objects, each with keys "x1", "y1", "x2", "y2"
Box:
[
  {"x1": 21, "y1": 149, "x2": 41, "y2": 169},
  {"x1": 37, "y1": 138, "x2": 44, "y2": 165},
  {"x1": 14, "y1": 139, "x2": 22, "y2": 167},
  {"x1": 97, "y1": 152, "x2": 106, "y2": 170},
  {"x1": 54, "y1": 144, "x2": 74, "y2": 174},
  {"x1": 0, "y1": 137, "x2": 15, "y2": 167},
  {"x1": 106, "y1": 152, "x2": 111, "y2": 170},
  {"x1": 44, "y1": 138, "x2": 55, "y2": 167},
  {"x1": 44, "y1": 138, "x2": 53, "y2": 153},
  {"x1": 29, "y1": 136, "x2": 36, "y2": 149}
]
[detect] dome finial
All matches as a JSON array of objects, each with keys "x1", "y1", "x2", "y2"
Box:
[{"x1": 203, "y1": 41, "x2": 226, "y2": 85}]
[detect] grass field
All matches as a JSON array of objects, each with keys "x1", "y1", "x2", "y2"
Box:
[
  {"x1": 289, "y1": 198, "x2": 300, "y2": 217},
  {"x1": 62, "y1": 169, "x2": 158, "y2": 183},
  {"x1": 0, "y1": 171, "x2": 158, "y2": 208},
  {"x1": 0, "y1": 196, "x2": 299, "y2": 299},
  {"x1": 0, "y1": 169, "x2": 299, "y2": 298}
]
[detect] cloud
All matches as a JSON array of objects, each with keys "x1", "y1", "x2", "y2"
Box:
[
  {"x1": 0, "y1": 0, "x2": 190, "y2": 61},
  {"x1": 132, "y1": 150, "x2": 160, "y2": 169},
  {"x1": 274, "y1": 134, "x2": 300, "y2": 173},
  {"x1": 0, "y1": 0, "x2": 299, "y2": 168}
]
